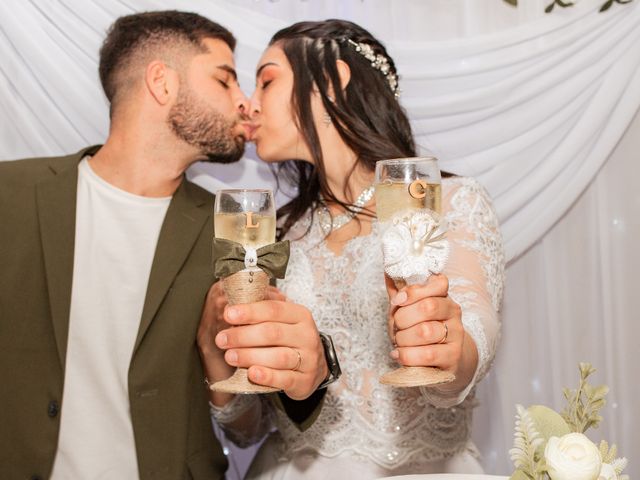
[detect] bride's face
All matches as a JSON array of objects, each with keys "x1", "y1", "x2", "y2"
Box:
[{"x1": 249, "y1": 45, "x2": 317, "y2": 164}]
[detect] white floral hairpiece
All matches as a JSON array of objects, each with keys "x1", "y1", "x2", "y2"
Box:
[{"x1": 346, "y1": 39, "x2": 399, "y2": 99}]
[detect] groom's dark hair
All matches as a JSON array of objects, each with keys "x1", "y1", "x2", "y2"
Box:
[{"x1": 99, "y1": 10, "x2": 235, "y2": 115}]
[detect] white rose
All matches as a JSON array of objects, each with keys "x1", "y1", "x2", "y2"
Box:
[
  {"x1": 598, "y1": 463, "x2": 618, "y2": 480},
  {"x1": 544, "y1": 433, "x2": 602, "y2": 480}
]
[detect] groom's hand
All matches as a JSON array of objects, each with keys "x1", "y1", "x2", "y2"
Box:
[
  {"x1": 214, "y1": 300, "x2": 329, "y2": 400},
  {"x1": 197, "y1": 281, "x2": 286, "y2": 405}
]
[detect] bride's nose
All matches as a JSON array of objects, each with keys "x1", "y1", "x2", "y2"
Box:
[{"x1": 249, "y1": 96, "x2": 261, "y2": 118}]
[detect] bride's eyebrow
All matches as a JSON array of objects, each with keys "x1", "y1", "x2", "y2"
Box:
[{"x1": 256, "y1": 62, "x2": 278, "y2": 78}]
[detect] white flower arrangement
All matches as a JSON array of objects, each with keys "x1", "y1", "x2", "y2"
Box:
[{"x1": 510, "y1": 363, "x2": 628, "y2": 480}]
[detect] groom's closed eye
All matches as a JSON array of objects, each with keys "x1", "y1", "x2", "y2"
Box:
[{"x1": 215, "y1": 65, "x2": 239, "y2": 87}]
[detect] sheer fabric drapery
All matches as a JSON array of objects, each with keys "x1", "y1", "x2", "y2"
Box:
[{"x1": 1, "y1": 1, "x2": 637, "y2": 477}]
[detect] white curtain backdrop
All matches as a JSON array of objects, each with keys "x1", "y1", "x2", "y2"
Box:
[{"x1": 1, "y1": 0, "x2": 638, "y2": 477}]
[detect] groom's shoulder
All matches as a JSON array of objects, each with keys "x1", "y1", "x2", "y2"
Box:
[
  {"x1": 0, "y1": 149, "x2": 83, "y2": 186},
  {"x1": 183, "y1": 176, "x2": 216, "y2": 205}
]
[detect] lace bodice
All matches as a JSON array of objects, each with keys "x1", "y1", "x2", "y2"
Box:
[{"x1": 214, "y1": 177, "x2": 505, "y2": 472}]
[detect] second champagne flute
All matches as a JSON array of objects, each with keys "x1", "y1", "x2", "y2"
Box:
[{"x1": 375, "y1": 157, "x2": 455, "y2": 387}]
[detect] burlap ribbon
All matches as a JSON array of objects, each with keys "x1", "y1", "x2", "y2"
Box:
[{"x1": 213, "y1": 238, "x2": 290, "y2": 279}]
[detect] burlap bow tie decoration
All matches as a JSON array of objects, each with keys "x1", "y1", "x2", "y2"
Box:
[{"x1": 212, "y1": 238, "x2": 290, "y2": 279}]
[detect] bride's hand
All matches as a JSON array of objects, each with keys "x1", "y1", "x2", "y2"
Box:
[{"x1": 385, "y1": 274, "x2": 475, "y2": 384}]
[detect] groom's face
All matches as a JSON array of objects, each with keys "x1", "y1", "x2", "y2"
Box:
[{"x1": 168, "y1": 38, "x2": 250, "y2": 164}]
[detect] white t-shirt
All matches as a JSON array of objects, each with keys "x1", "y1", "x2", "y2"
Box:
[{"x1": 51, "y1": 158, "x2": 171, "y2": 480}]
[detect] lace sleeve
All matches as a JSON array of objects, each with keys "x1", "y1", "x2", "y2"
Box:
[
  {"x1": 420, "y1": 177, "x2": 505, "y2": 408},
  {"x1": 210, "y1": 394, "x2": 274, "y2": 447}
]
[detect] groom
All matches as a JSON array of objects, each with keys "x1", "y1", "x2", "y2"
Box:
[{"x1": 0, "y1": 11, "x2": 334, "y2": 480}]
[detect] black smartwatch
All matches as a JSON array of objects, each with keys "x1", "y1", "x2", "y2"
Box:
[{"x1": 318, "y1": 332, "x2": 341, "y2": 389}]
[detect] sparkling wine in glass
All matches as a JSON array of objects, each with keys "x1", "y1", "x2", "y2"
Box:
[
  {"x1": 375, "y1": 157, "x2": 455, "y2": 387},
  {"x1": 211, "y1": 189, "x2": 280, "y2": 394}
]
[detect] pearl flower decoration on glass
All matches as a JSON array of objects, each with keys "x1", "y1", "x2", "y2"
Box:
[{"x1": 382, "y1": 210, "x2": 449, "y2": 285}]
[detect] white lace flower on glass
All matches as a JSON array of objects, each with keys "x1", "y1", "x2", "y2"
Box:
[{"x1": 381, "y1": 210, "x2": 449, "y2": 285}]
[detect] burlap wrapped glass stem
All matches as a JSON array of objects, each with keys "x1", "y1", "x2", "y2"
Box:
[{"x1": 209, "y1": 239, "x2": 290, "y2": 394}]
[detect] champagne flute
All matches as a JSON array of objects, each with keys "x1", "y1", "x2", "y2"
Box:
[
  {"x1": 375, "y1": 157, "x2": 455, "y2": 387},
  {"x1": 211, "y1": 189, "x2": 280, "y2": 394}
]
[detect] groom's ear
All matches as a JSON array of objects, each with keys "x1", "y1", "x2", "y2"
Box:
[{"x1": 145, "y1": 60, "x2": 177, "y2": 106}]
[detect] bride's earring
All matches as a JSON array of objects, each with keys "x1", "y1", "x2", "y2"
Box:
[{"x1": 323, "y1": 95, "x2": 334, "y2": 127}]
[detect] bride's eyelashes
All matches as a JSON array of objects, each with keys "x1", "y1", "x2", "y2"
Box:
[
  {"x1": 258, "y1": 67, "x2": 276, "y2": 90},
  {"x1": 257, "y1": 70, "x2": 275, "y2": 90}
]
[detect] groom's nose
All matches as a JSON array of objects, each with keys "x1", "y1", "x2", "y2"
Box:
[{"x1": 235, "y1": 93, "x2": 250, "y2": 119}]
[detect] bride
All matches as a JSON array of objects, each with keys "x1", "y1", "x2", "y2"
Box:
[{"x1": 210, "y1": 19, "x2": 505, "y2": 479}]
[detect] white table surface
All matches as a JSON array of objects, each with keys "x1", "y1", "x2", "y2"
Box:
[{"x1": 379, "y1": 475, "x2": 509, "y2": 480}]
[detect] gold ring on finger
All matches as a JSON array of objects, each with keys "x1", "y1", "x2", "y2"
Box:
[
  {"x1": 392, "y1": 321, "x2": 399, "y2": 347},
  {"x1": 292, "y1": 348, "x2": 302, "y2": 371},
  {"x1": 437, "y1": 322, "x2": 448, "y2": 344}
]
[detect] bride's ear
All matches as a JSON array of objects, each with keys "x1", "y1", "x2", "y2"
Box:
[
  {"x1": 335, "y1": 59, "x2": 351, "y2": 92},
  {"x1": 326, "y1": 59, "x2": 351, "y2": 100}
]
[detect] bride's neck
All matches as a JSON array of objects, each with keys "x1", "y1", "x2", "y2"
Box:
[{"x1": 323, "y1": 143, "x2": 374, "y2": 205}]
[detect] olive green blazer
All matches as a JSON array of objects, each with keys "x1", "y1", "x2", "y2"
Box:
[{"x1": 0, "y1": 146, "x2": 322, "y2": 480}]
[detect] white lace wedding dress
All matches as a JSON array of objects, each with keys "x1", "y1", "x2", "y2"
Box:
[{"x1": 212, "y1": 177, "x2": 505, "y2": 479}]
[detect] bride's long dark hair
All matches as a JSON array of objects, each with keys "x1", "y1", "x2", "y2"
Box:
[{"x1": 271, "y1": 20, "x2": 424, "y2": 239}]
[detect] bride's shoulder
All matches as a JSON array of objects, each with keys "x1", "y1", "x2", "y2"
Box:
[
  {"x1": 443, "y1": 175, "x2": 486, "y2": 192},
  {"x1": 442, "y1": 176, "x2": 493, "y2": 206},
  {"x1": 442, "y1": 176, "x2": 501, "y2": 232}
]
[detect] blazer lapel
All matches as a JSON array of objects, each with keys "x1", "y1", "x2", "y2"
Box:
[
  {"x1": 132, "y1": 179, "x2": 212, "y2": 354},
  {"x1": 36, "y1": 146, "x2": 100, "y2": 367}
]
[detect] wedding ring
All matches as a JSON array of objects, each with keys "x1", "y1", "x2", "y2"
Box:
[
  {"x1": 292, "y1": 348, "x2": 302, "y2": 371},
  {"x1": 437, "y1": 322, "x2": 448, "y2": 344},
  {"x1": 392, "y1": 319, "x2": 399, "y2": 347}
]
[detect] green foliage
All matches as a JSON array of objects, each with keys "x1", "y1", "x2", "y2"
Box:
[
  {"x1": 510, "y1": 405, "x2": 546, "y2": 480},
  {"x1": 600, "y1": 440, "x2": 630, "y2": 477},
  {"x1": 599, "y1": 439, "x2": 617, "y2": 464},
  {"x1": 510, "y1": 470, "x2": 532, "y2": 480},
  {"x1": 561, "y1": 362, "x2": 609, "y2": 433},
  {"x1": 510, "y1": 363, "x2": 628, "y2": 479},
  {"x1": 527, "y1": 405, "x2": 570, "y2": 441}
]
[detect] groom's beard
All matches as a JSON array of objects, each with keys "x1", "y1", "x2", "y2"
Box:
[{"x1": 168, "y1": 86, "x2": 245, "y2": 164}]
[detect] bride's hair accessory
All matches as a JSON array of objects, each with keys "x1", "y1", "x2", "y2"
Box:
[{"x1": 346, "y1": 39, "x2": 399, "y2": 99}]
